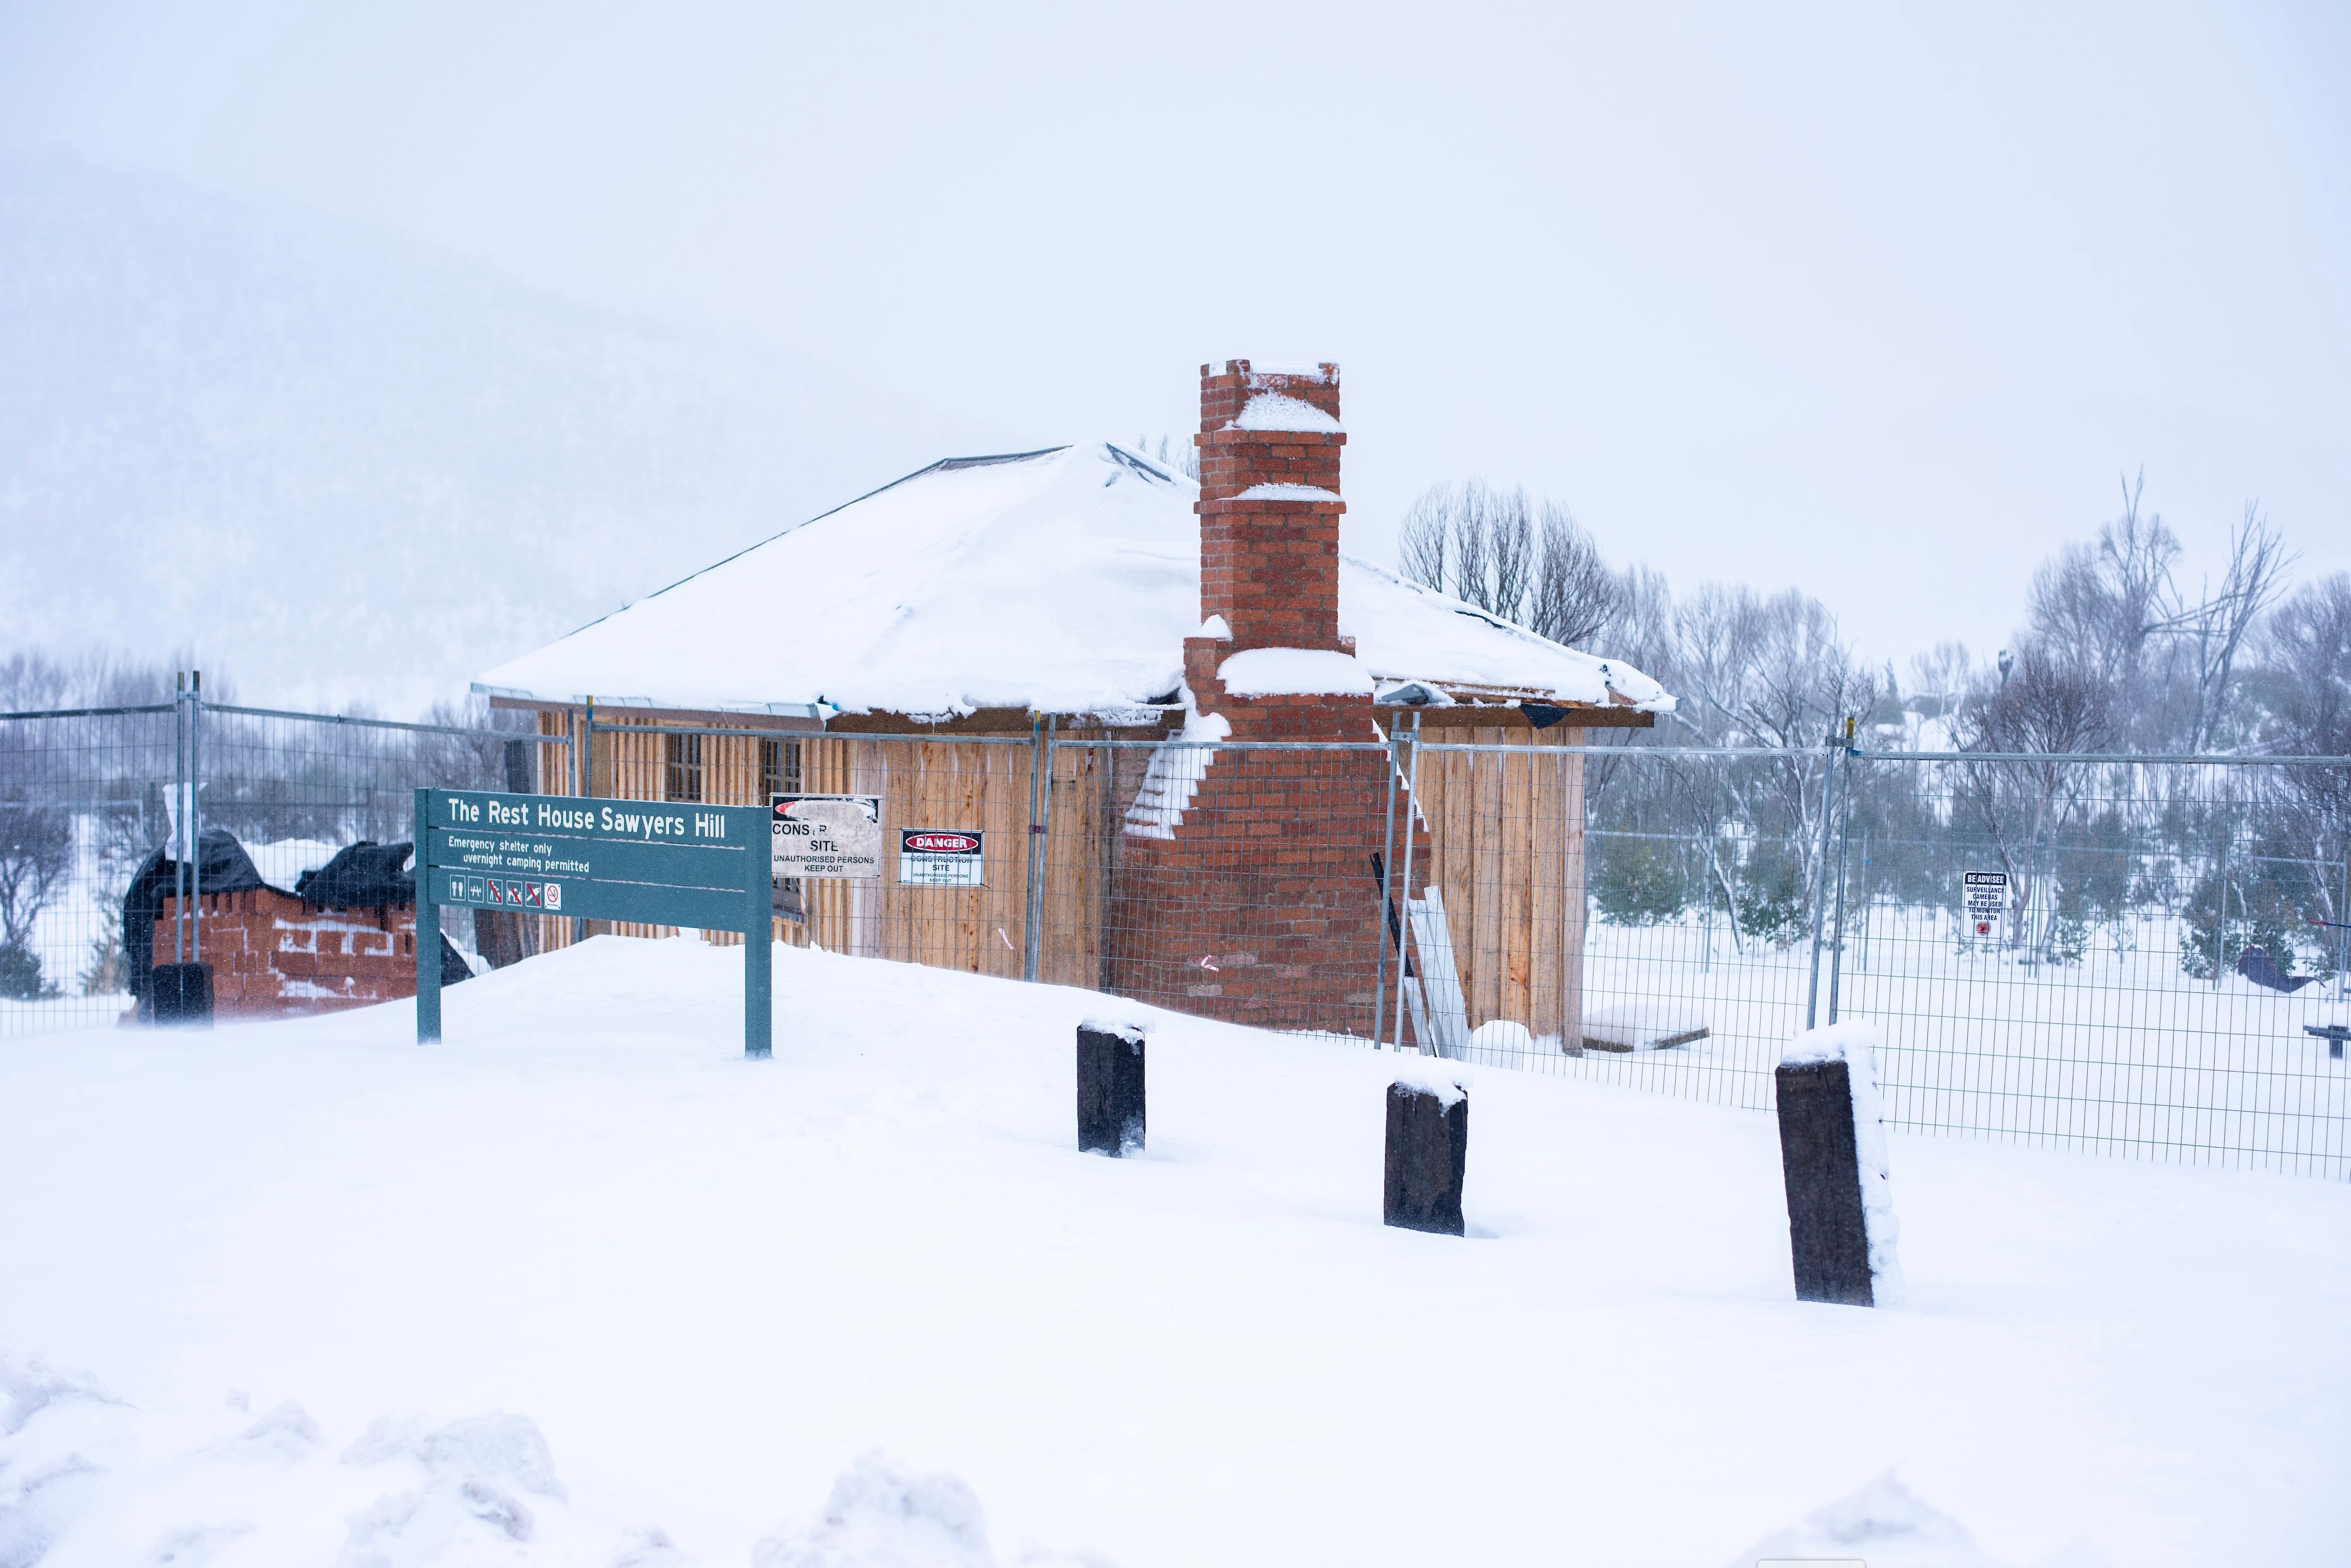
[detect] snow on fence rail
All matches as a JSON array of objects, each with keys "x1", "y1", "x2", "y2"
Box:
[{"x1": 5, "y1": 698, "x2": 2346, "y2": 1177}]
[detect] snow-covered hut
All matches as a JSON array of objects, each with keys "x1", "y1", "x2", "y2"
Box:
[{"x1": 477, "y1": 361, "x2": 1674, "y2": 1044}]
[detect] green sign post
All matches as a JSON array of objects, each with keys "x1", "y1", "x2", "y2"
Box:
[{"x1": 414, "y1": 788, "x2": 774, "y2": 1057}]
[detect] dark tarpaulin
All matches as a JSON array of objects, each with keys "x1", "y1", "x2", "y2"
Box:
[
  {"x1": 124, "y1": 828, "x2": 266, "y2": 1016},
  {"x1": 2236, "y1": 945, "x2": 2317, "y2": 994},
  {"x1": 295, "y1": 842, "x2": 419, "y2": 910}
]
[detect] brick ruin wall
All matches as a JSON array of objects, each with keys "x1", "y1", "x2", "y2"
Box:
[{"x1": 153, "y1": 888, "x2": 428, "y2": 1019}]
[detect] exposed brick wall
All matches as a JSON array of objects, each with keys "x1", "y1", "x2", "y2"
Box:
[
  {"x1": 1111, "y1": 360, "x2": 1430, "y2": 1037},
  {"x1": 1108, "y1": 745, "x2": 1429, "y2": 1035},
  {"x1": 155, "y1": 888, "x2": 427, "y2": 1018}
]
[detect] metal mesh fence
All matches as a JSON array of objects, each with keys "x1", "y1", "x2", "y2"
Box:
[
  {"x1": 0, "y1": 696, "x2": 562, "y2": 1036},
  {"x1": 0, "y1": 704, "x2": 176, "y2": 1035},
  {"x1": 1379, "y1": 739, "x2": 2350, "y2": 1177},
  {"x1": 1835, "y1": 752, "x2": 2351, "y2": 1177},
  {"x1": 7, "y1": 694, "x2": 2347, "y2": 1177},
  {"x1": 1407, "y1": 743, "x2": 1840, "y2": 1114}
]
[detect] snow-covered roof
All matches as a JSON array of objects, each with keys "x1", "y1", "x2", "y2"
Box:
[{"x1": 475, "y1": 442, "x2": 1675, "y2": 721}]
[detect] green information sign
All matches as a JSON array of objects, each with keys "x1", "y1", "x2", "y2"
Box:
[{"x1": 414, "y1": 788, "x2": 774, "y2": 1057}]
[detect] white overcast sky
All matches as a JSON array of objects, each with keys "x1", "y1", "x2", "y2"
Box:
[{"x1": 5, "y1": 1, "x2": 2346, "y2": 667}]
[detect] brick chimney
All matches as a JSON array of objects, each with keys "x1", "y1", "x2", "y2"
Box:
[
  {"x1": 1108, "y1": 357, "x2": 1419, "y2": 1035},
  {"x1": 1181, "y1": 360, "x2": 1367, "y2": 738}
]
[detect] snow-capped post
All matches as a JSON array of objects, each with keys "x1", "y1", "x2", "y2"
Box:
[
  {"x1": 1776, "y1": 1021, "x2": 1905, "y2": 1307},
  {"x1": 1077, "y1": 1019, "x2": 1146, "y2": 1155},
  {"x1": 1384, "y1": 1063, "x2": 1468, "y2": 1236}
]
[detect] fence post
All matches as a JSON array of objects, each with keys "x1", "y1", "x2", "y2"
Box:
[
  {"x1": 1372, "y1": 724, "x2": 1402, "y2": 1050},
  {"x1": 172, "y1": 673, "x2": 187, "y2": 968},
  {"x1": 1857, "y1": 831, "x2": 1872, "y2": 973},
  {"x1": 189, "y1": 671, "x2": 203, "y2": 964},
  {"x1": 1021, "y1": 715, "x2": 1055, "y2": 983},
  {"x1": 1827, "y1": 723, "x2": 1856, "y2": 1024},
  {"x1": 2336, "y1": 851, "x2": 2350, "y2": 987},
  {"x1": 1390, "y1": 713, "x2": 1424, "y2": 1052},
  {"x1": 2212, "y1": 793, "x2": 2231, "y2": 987},
  {"x1": 1804, "y1": 739, "x2": 1841, "y2": 1030}
]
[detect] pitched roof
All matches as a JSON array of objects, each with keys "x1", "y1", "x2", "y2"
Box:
[{"x1": 475, "y1": 442, "x2": 1674, "y2": 720}]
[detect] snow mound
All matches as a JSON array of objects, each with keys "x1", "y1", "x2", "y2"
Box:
[
  {"x1": 342, "y1": 1411, "x2": 569, "y2": 1500},
  {"x1": 244, "y1": 837, "x2": 343, "y2": 893},
  {"x1": 1227, "y1": 393, "x2": 1342, "y2": 433},
  {"x1": 752, "y1": 1451, "x2": 999, "y2": 1568},
  {"x1": 609, "y1": 1527, "x2": 696, "y2": 1565},
  {"x1": 1234, "y1": 482, "x2": 1339, "y2": 502},
  {"x1": 224, "y1": 1399, "x2": 323, "y2": 1466},
  {"x1": 1581, "y1": 1002, "x2": 1708, "y2": 1052},
  {"x1": 1217, "y1": 648, "x2": 1375, "y2": 697},
  {"x1": 1, "y1": 1351, "x2": 113, "y2": 1435},
  {"x1": 1466, "y1": 1019, "x2": 1535, "y2": 1064},
  {"x1": 1784, "y1": 1020, "x2": 1908, "y2": 1309},
  {"x1": 1730, "y1": 1471, "x2": 2010, "y2": 1567},
  {"x1": 340, "y1": 1411, "x2": 571, "y2": 1563}
]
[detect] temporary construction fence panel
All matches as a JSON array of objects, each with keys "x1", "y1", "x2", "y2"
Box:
[
  {"x1": 0, "y1": 696, "x2": 566, "y2": 1034},
  {"x1": 6, "y1": 694, "x2": 2345, "y2": 1178},
  {"x1": 1833, "y1": 751, "x2": 2351, "y2": 1177}
]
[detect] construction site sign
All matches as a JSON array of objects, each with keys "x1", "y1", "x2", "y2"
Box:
[
  {"x1": 771, "y1": 794, "x2": 884, "y2": 880},
  {"x1": 899, "y1": 829, "x2": 985, "y2": 887}
]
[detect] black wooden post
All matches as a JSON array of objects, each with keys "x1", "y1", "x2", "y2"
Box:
[
  {"x1": 150, "y1": 961, "x2": 214, "y2": 1027},
  {"x1": 1384, "y1": 1079, "x2": 1467, "y2": 1235},
  {"x1": 1775, "y1": 1057, "x2": 1875, "y2": 1306},
  {"x1": 1077, "y1": 1021, "x2": 1146, "y2": 1155}
]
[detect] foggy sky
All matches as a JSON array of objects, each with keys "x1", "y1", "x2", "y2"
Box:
[{"x1": 6, "y1": 0, "x2": 2346, "y2": 672}]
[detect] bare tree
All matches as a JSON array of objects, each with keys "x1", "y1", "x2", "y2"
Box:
[
  {"x1": 2023, "y1": 472, "x2": 2295, "y2": 749},
  {"x1": 2027, "y1": 472, "x2": 2179, "y2": 690},
  {"x1": 1396, "y1": 480, "x2": 1622, "y2": 651},
  {"x1": 1484, "y1": 485, "x2": 1533, "y2": 619},
  {"x1": 1527, "y1": 502, "x2": 1620, "y2": 650},
  {"x1": 2181, "y1": 502, "x2": 2294, "y2": 751},
  {"x1": 1398, "y1": 485, "x2": 1452, "y2": 597},
  {"x1": 1449, "y1": 484, "x2": 1494, "y2": 611}
]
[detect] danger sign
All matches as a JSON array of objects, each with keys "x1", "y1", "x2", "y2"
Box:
[
  {"x1": 899, "y1": 828, "x2": 985, "y2": 887},
  {"x1": 771, "y1": 794, "x2": 884, "y2": 880},
  {"x1": 1963, "y1": 870, "x2": 2009, "y2": 937}
]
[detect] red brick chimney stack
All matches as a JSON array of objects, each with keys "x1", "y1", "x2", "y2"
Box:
[
  {"x1": 1182, "y1": 360, "x2": 1362, "y2": 734},
  {"x1": 1110, "y1": 357, "x2": 1414, "y2": 1032}
]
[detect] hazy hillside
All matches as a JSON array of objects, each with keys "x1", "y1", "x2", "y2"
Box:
[{"x1": 0, "y1": 155, "x2": 997, "y2": 713}]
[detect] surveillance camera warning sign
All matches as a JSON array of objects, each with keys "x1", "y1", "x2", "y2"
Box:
[{"x1": 1963, "y1": 870, "x2": 2009, "y2": 937}]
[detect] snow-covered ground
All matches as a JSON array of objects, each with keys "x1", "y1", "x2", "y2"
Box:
[{"x1": 4, "y1": 938, "x2": 2348, "y2": 1565}]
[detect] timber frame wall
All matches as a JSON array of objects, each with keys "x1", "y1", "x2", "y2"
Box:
[{"x1": 507, "y1": 701, "x2": 1614, "y2": 1043}]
